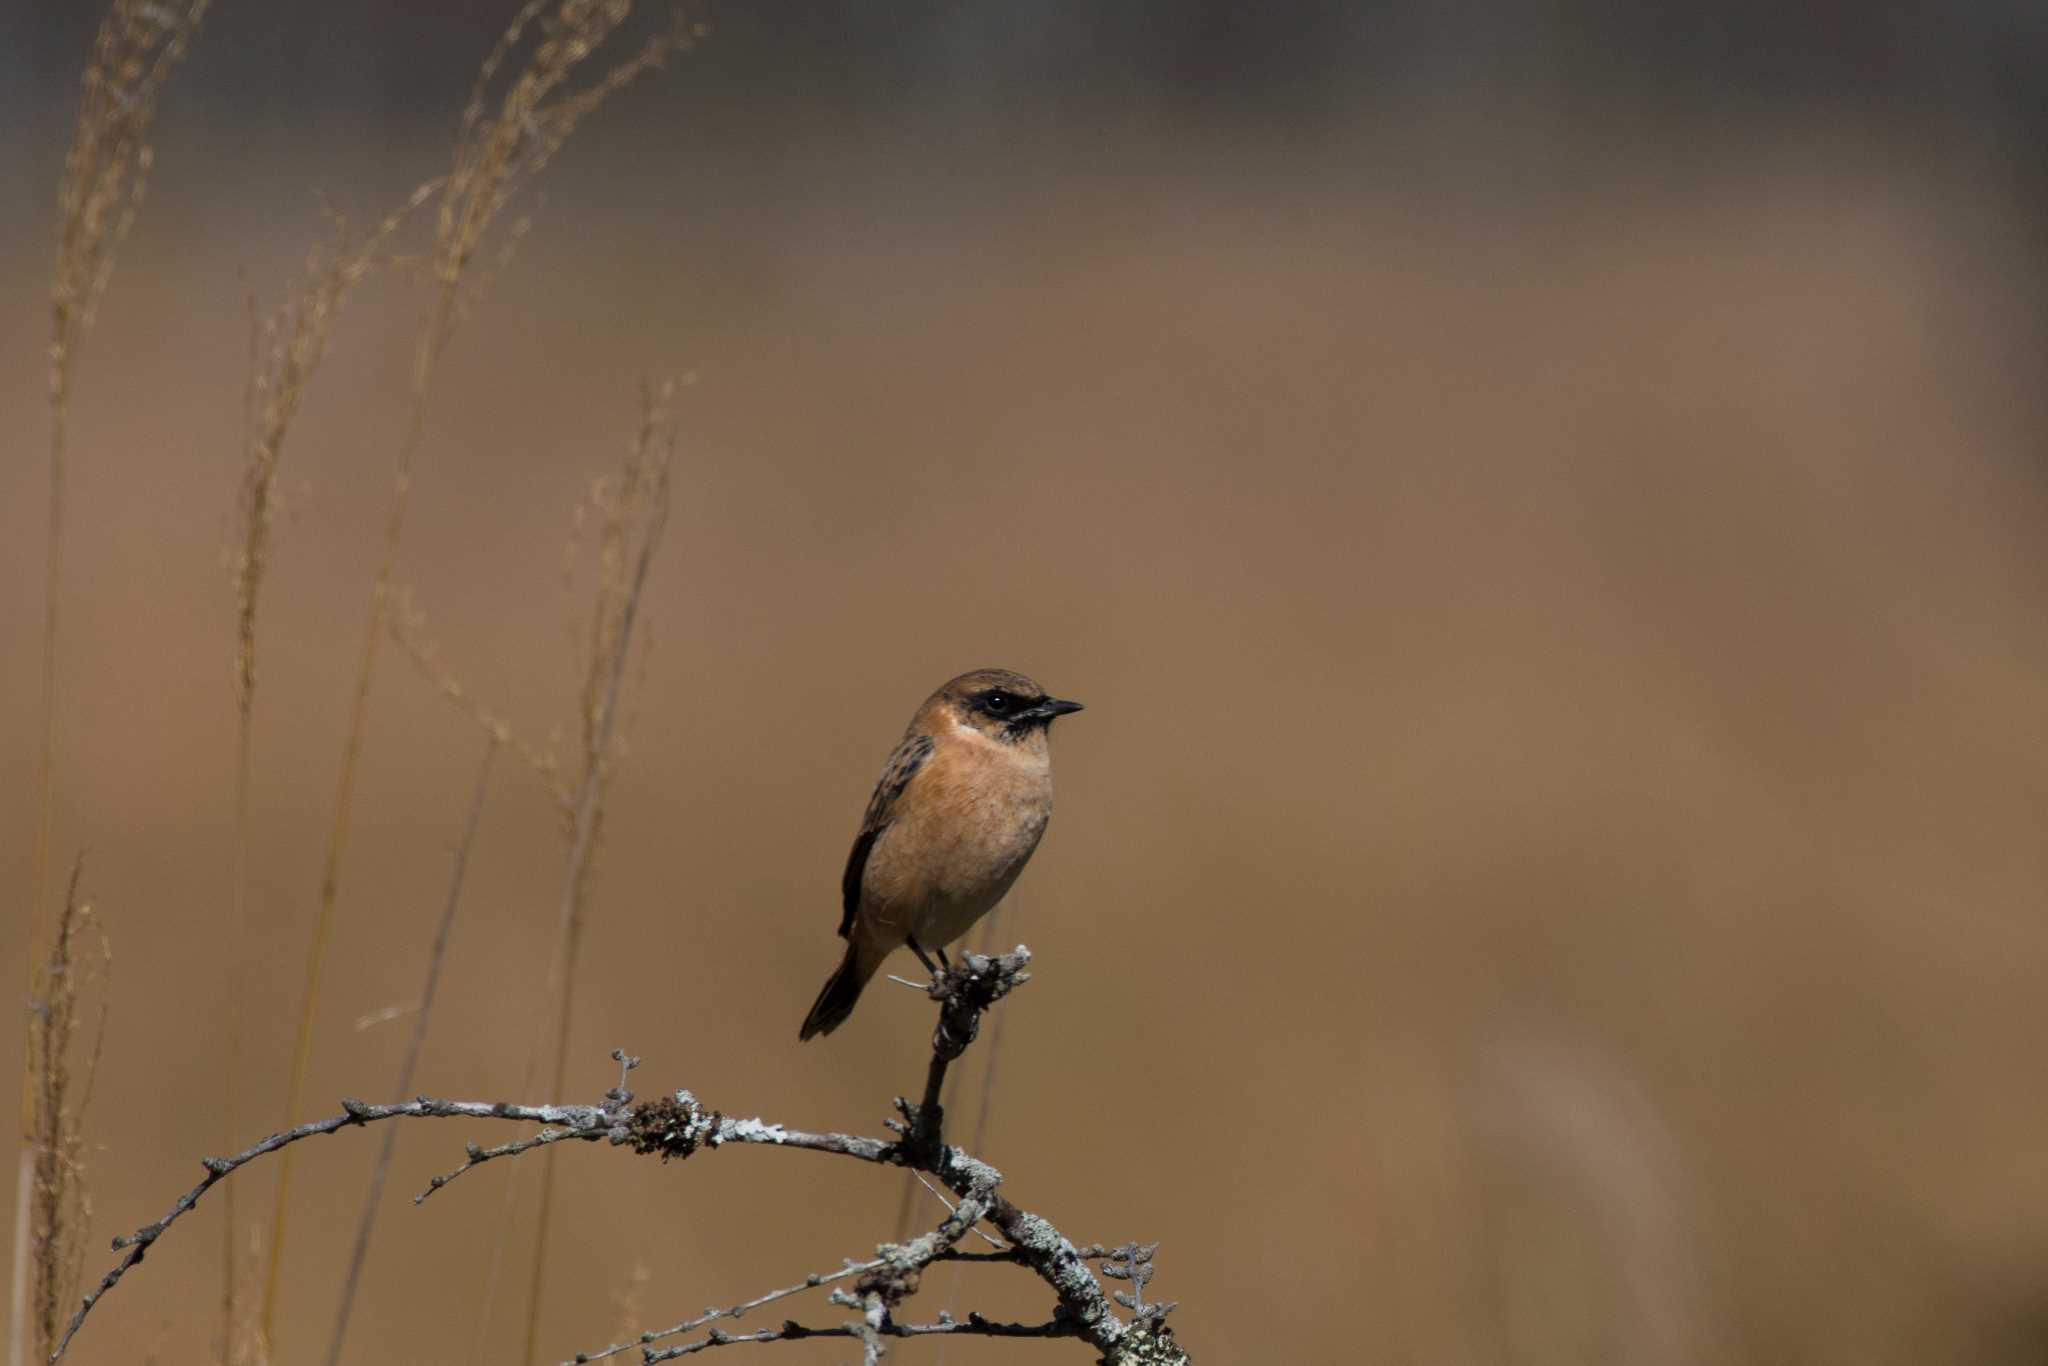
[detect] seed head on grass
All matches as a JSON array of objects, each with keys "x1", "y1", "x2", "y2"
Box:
[
  {"x1": 219, "y1": 186, "x2": 430, "y2": 1365},
  {"x1": 476, "y1": 378, "x2": 679, "y2": 1366},
  {"x1": 232, "y1": 188, "x2": 435, "y2": 713},
  {"x1": 34, "y1": 0, "x2": 208, "y2": 1094},
  {"x1": 22, "y1": 10, "x2": 205, "y2": 1366},
  {"x1": 390, "y1": 587, "x2": 569, "y2": 799},
  {"x1": 50, "y1": 0, "x2": 211, "y2": 411},
  {"x1": 265, "y1": 7, "x2": 706, "y2": 1349},
  {"x1": 570, "y1": 377, "x2": 680, "y2": 818},
  {"x1": 24, "y1": 861, "x2": 112, "y2": 1366},
  {"x1": 431, "y1": 1, "x2": 706, "y2": 344},
  {"x1": 377, "y1": 379, "x2": 681, "y2": 1363}
]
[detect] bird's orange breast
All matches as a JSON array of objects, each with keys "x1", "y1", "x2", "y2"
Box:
[{"x1": 858, "y1": 723, "x2": 1053, "y2": 944}]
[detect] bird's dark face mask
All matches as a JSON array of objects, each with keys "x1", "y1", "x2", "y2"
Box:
[{"x1": 969, "y1": 688, "x2": 1083, "y2": 741}]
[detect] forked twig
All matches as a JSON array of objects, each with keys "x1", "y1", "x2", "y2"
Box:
[
  {"x1": 638, "y1": 1313, "x2": 1075, "y2": 1360},
  {"x1": 55, "y1": 954, "x2": 1191, "y2": 1366}
]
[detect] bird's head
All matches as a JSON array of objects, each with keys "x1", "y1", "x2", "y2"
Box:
[{"x1": 930, "y1": 668, "x2": 1084, "y2": 744}]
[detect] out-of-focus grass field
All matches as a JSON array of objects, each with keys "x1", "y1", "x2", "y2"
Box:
[{"x1": 7, "y1": 5, "x2": 2048, "y2": 1364}]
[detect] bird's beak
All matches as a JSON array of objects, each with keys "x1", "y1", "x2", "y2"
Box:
[{"x1": 1031, "y1": 697, "x2": 1084, "y2": 719}]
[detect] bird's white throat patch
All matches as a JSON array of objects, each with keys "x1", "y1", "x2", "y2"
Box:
[{"x1": 950, "y1": 715, "x2": 1050, "y2": 768}]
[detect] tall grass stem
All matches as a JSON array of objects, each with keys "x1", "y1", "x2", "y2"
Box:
[
  {"x1": 518, "y1": 388, "x2": 675, "y2": 1366},
  {"x1": 19, "y1": 7, "x2": 208, "y2": 1363},
  {"x1": 325, "y1": 737, "x2": 500, "y2": 1366},
  {"x1": 258, "y1": 9, "x2": 698, "y2": 1342}
]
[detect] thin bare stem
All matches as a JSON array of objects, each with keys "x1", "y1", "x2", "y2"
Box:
[
  {"x1": 260, "y1": 283, "x2": 448, "y2": 1349},
  {"x1": 58, "y1": 1091, "x2": 896, "y2": 1362},
  {"x1": 34, "y1": 0, "x2": 211, "y2": 964},
  {"x1": 7, "y1": 1163, "x2": 29, "y2": 1366},
  {"x1": 221, "y1": 186, "x2": 427, "y2": 1366},
  {"x1": 56, "y1": 953, "x2": 1189, "y2": 1366},
  {"x1": 259, "y1": 8, "x2": 701, "y2": 1347},
  {"x1": 523, "y1": 383, "x2": 677, "y2": 1366},
  {"x1": 465, "y1": 1082, "x2": 537, "y2": 1365},
  {"x1": 559, "y1": 1258, "x2": 890, "y2": 1366},
  {"x1": 19, "y1": 10, "x2": 206, "y2": 1364},
  {"x1": 220, "y1": 651, "x2": 251, "y2": 1364},
  {"x1": 323, "y1": 737, "x2": 500, "y2": 1366},
  {"x1": 23, "y1": 861, "x2": 111, "y2": 1366},
  {"x1": 894, "y1": 906, "x2": 1009, "y2": 1247},
  {"x1": 219, "y1": 287, "x2": 257, "y2": 1366},
  {"x1": 639, "y1": 1311, "x2": 1079, "y2": 1361},
  {"x1": 901, "y1": 949, "x2": 1029, "y2": 1164},
  {"x1": 938, "y1": 905, "x2": 1016, "y2": 1361},
  {"x1": 59, "y1": 1093, "x2": 660, "y2": 1364},
  {"x1": 389, "y1": 589, "x2": 566, "y2": 796}
]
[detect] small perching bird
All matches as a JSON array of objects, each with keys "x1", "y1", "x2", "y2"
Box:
[{"x1": 799, "y1": 668, "x2": 1084, "y2": 1041}]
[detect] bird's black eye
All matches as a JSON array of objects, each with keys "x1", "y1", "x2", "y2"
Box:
[{"x1": 982, "y1": 691, "x2": 1013, "y2": 715}]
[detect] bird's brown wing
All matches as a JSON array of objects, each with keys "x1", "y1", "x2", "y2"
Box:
[{"x1": 838, "y1": 731, "x2": 935, "y2": 938}]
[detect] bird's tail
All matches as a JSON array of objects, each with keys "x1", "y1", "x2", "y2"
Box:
[{"x1": 799, "y1": 941, "x2": 874, "y2": 1041}]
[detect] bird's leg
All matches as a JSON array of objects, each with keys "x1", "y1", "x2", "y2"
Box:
[
  {"x1": 906, "y1": 937, "x2": 940, "y2": 979},
  {"x1": 936, "y1": 945, "x2": 953, "y2": 970}
]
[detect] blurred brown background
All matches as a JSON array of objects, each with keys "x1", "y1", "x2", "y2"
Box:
[{"x1": 7, "y1": 3, "x2": 2048, "y2": 1363}]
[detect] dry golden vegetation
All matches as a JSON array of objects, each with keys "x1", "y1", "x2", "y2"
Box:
[
  {"x1": 20, "y1": 865, "x2": 111, "y2": 1366},
  {"x1": 22, "y1": 4, "x2": 712, "y2": 1365},
  {"x1": 258, "y1": 4, "x2": 699, "y2": 1351},
  {"x1": 25, "y1": 5, "x2": 210, "y2": 1364},
  {"x1": 10, "y1": 4, "x2": 2048, "y2": 1366}
]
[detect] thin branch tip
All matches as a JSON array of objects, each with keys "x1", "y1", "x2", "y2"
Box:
[{"x1": 57, "y1": 958, "x2": 1191, "y2": 1365}]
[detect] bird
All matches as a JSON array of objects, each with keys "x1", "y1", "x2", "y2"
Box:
[{"x1": 799, "y1": 668, "x2": 1084, "y2": 1041}]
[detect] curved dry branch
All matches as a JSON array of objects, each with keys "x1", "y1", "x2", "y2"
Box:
[
  {"x1": 637, "y1": 1312, "x2": 1078, "y2": 1360},
  {"x1": 54, "y1": 952, "x2": 1191, "y2": 1366}
]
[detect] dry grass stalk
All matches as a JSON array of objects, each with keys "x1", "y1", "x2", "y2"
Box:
[
  {"x1": 230, "y1": 188, "x2": 437, "y2": 720},
  {"x1": 609, "y1": 1262, "x2": 654, "y2": 1349},
  {"x1": 22, "y1": 862, "x2": 112, "y2": 1366},
  {"x1": 261, "y1": 4, "x2": 703, "y2": 1347},
  {"x1": 20, "y1": 9, "x2": 206, "y2": 1366},
  {"x1": 480, "y1": 379, "x2": 676, "y2": 1366},
  {"x1": 48, "y1": 0, "x2": 211, "y2": 418},
  {"x1": 38, "y1": 0, "x2": 211, "y2": 920},
  {"x1": 434, "y1": 1, "x2": 707, "y2": 328},
  {"x1": 218, "y1": 190, "x2": 429, "y2": 1366},
  {"x1": 323, "y1": 737, "x2": 502, "y2": 1366},
  {"x1": 390, "y1": 588, "x2": 569, "y2": 798},
  {"x1": 212, "y1": 1225, "x2": 270, "y2": 1366}
]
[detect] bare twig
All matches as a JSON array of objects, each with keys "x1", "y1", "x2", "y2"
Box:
[
  {"x1": 897, "y1": 906, "x2": 1011, "y2": 1268},
  {"x1": 62, "y1": 1093, "x2": 881, "y2": 1363},
  {"x1": 900, "y1": 952, "x2": 1032, "y2": 1162},
  {"x1": 937, "y1": 908, "x2": 1018, "y2": 1361},
  {"x1": 417, "y1": 1118, "x2": 598, "y2": 1201},
  {"x1": 639, "y1": 1314, "x2": 1076, "y2": 1360},
  {"x1": 57, "y1": 1094, "x2": 630, "y2": 1364},
  {"x1": 58, "y1": 955, "x2": 1189, "y2": 1366},
  {"x1": 324, "y1": 736, "x2": 501, "y2": 1366},
  {"x1": 905, "y1": 1171, "x2": 1006, "y2": 1251},
  {"x1": 559, "y1": 1257, "x2": 889, "y2": 1366},
  {"x1": 859, "y1": 1291, "x2": 887, "y2": 1365}
]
